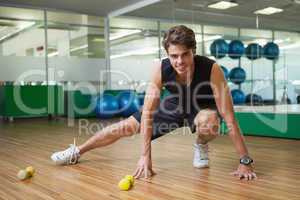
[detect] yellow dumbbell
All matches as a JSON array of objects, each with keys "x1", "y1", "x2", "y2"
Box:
[
  {"x1": 118, "y1": 175, "x2": 135, "y2": 191},
  {"x1": 124, "y1": 175, "x2": 134, "y2": 186},
  {"x1": 25, "y1": 166, "x2": 35, "y2": 177},
  {"x1": 118, "y1": 178, "x2": 131, "y2": 191},
  {"x1": 17, "y1": 166, "x2": 35, "y2": 180},
  {"x1": 17, "y1": 169, "x2": 29, "y2": 180}
]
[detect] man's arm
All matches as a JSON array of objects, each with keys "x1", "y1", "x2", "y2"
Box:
[
  {"x1": 141, "y1": 62, "x2": 162, "y2": 155},
  {"x1": 210, "y1": 63, "x2": 257, "y2": 180},
  {"x1": 134, "y1": 62, "x2": 162, "y2": 179}
]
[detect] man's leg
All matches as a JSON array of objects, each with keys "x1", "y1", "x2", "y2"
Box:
[
  {"x1": 193, "y1": 109, "x2": 220, "y2": 144},
  {"x1": 78, "y1": 101, "x2": 184, "y2": 154},
  {"x1": 51, "y1": 116, "x2": 140, "y2": 165},
  {"x1": 51, "y1": 99, "x2": 184, "y2": 165},
  {"x1": 79, "y1": 116, "x2": 140, "y2": 154},
  {"x1": 192, "y1": 109, "x2": 220, "y2": 168}
]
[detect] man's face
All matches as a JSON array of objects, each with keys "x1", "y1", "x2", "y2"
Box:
[{"x1": 167, "y1": 44, "x2": 194, "y2": 75}]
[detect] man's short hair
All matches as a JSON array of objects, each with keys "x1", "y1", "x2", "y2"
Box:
[{"x1": 162, "y1": 25, "x2": 196, "y2": 54}]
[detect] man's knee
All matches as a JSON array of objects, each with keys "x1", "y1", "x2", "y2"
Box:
[
  {"x1": 193, "y1": 109, "x2": 220, "y2": 136},
  {"x1": 119, "y1": 116, "x2": 140, "y2": 137}
]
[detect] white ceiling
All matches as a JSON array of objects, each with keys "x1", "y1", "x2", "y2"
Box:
[
  {"x1": 0, "y1": 0, "x2": 143, "y2": 16},
  {"x1": 0, "y1": 0, "x2": 300, "y2": 32},
  {"x1": 127, "y1": 0, "x2": 300, "y2": 32}
]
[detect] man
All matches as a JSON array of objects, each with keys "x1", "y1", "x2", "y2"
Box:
[{"x1": 51, "y1": 25, "x2": 257, "y2": 180}]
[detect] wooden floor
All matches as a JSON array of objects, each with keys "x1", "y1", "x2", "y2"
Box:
[{"x1": 0, "y1": 118, "x2": 299, "y2": 200}]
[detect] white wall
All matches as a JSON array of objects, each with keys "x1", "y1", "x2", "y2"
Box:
[
  {"x1": 3, "y1": 29, "x2": 45, "y2": 56},
  {"x1": 2, "y1": 25, "x2": 92, "y2": 57},
  {"x1": 0, "y1": 56, "x2": 45, "y2": 81},
  {"x1": 110, "y1": 57, "x2": 156, "y2": 91},
  {"x1": 0, "y1": 56, "x2": 106, "y2": 82},
  {"x1": 48, "y1": 57, "x2": 106, "y2": 81}
]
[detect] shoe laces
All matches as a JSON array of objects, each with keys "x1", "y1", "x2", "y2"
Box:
[
  {"x1": 61, "y1": 144, "x2": 79, "y2": 165},
  {"x1": 194, "y1": 144, "x2": 209, "y2": 160}
]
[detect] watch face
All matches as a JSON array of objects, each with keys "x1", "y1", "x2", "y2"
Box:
[
  {"x1": 240, "y1": 157, "x2": 253, "y2": 165},
  {"x1": 241, "y1": 158, "x2": 250, "y2": 164}
]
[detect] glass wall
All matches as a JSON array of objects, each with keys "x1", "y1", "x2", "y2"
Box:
[
  {"x1": 109, "y1": 16, "x2": 300, "y2": 104},
  {"x1": 110, "y1": 17, "x2": 159, "y2": 91},
  {"x1": 203, "y1": 25, "x2": 239, "y2": 94},
  {"x1": 0, "y1": 6, "x2": 45, "y2": 84},
  {"x1": 274, "y1": 31, "x2": 300, "y2": 104},
  {"x1": 46, "y1": 11, "x2": 105, "y2": 95},
  {"x1": 238, "y1": 29, "x2": 273, "y2": 102},
  {"x1": 0, "y1": 6, "x2": 106, "y2": 95},
  {"x1": 0, "y1": 4, "x2": 299, "y2": 104}
]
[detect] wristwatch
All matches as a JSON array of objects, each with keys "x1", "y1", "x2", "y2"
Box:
[{"x1": 240, "y1": 155, "x2": 253, "y2": 165}]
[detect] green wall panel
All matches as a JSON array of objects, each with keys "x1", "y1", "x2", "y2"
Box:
[
  {"x1": 235, "y1": 112, "x2": 300, "y2": 139},
  {"x1": 0, "y1": 85, "x2": 63, "y2": 118},
  {"x1": 65, "y1": 90, "x2": 96, "y2": 118}
]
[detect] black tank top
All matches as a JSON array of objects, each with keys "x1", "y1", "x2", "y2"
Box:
[{"x1": 161, "y1": 55, "x2": 217, "y2": 114}]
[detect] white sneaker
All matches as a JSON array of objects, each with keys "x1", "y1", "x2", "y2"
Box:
[
  {"x1": 51, "y1": 144, "x2": 80, "y2": 165},
  {"x1": 193, "y1": 143, "x2": 209, "y2": 168}
]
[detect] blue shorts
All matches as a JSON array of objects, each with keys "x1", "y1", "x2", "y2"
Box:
[{"x1": 132, "y1": 99, "x2": 219, "y2": 140}]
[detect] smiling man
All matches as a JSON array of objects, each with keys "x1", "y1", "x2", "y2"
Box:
[{"x1": 51, "y1": 25, "x2": 257, "y2": 181}]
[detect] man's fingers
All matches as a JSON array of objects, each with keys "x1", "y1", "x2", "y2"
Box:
[
  {"x1": 243, "y1": 172, "x2": 258, "y2": 180},
  {"x1": 144, "y1": 170, "x2": 148, "y2": 179},
  {"x1": 134, "y1": 170, "x2": 142, "y2": 179},
  {"x1": 230, "y1": 171, "x2": 238, "y2": 176},
  {"x1": 239, "y1": 173, "x2": 253, "y2": 180},
  {"x1": 134, "y1": 167, "x2": 144, "y2": 179},
  {"x1": 249, "y1": 173, "x2": 254, "y2": 180},
  {"x1": 133, "y1": 166, "x2": 143, "y2": 177},
  {"x1": 144, "y1": 167, "x2": 153, "y2": 179},
  {"x1": 133, "y1": 167, "x2": 140, "y2": 177},
  {"x1": 231, "y1": 169, "x2": 257, "y2": 180},
  {"x1": 144, "y1": 168, "x2": 156, "y2": 179},
  {"x1": 137, "y1": 168, "x2": 144, "y2": 179},
  {"x1": 238, "y1": 173, "x2": 244, "y2": 179},
  {"x1": 144, "y1": 165, "x2": 148, "y2": 178},
  {"x1": 248, "y1": 173, "x2": 257, "y2": 180}
]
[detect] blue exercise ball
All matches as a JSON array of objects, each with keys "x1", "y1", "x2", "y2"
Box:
[
  {"x1": 228, "y1": 40, "x2": 245, "y2": 59},
  {"x1": 229, "y1": 67, "x2": 246, "y2": 84},
  {"x1": 231, "y1": 89, "x2": 246, "y2": 105},
  {"x1": 118, "y1": 91, "x2": 140, "y2": 117},
  {"x1": 245, "y1": 93, "x2": 263, "y2": 105},
  {"x1": 95, "y1": 94, "x2": 119, "y2": 118},
  {"x1": 221, "y1": 66, "x2": 229, "y2": 80},
  {"x1": 210, "y1": 39, "x2": 229, "y2": 58},
  {"x1": 263, "y1": 42, "x2": 279, "y2": 60},
  {"x1": 137, "y1": 92, "x2": 145, "y2": 105},
  {"x1": 245, "y1": 43, "x2": 263, "y2": 60}
]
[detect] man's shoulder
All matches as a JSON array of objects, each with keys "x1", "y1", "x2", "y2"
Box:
[{"x1": 161, "y1": 57, "x2": 170, "y2": 65}]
